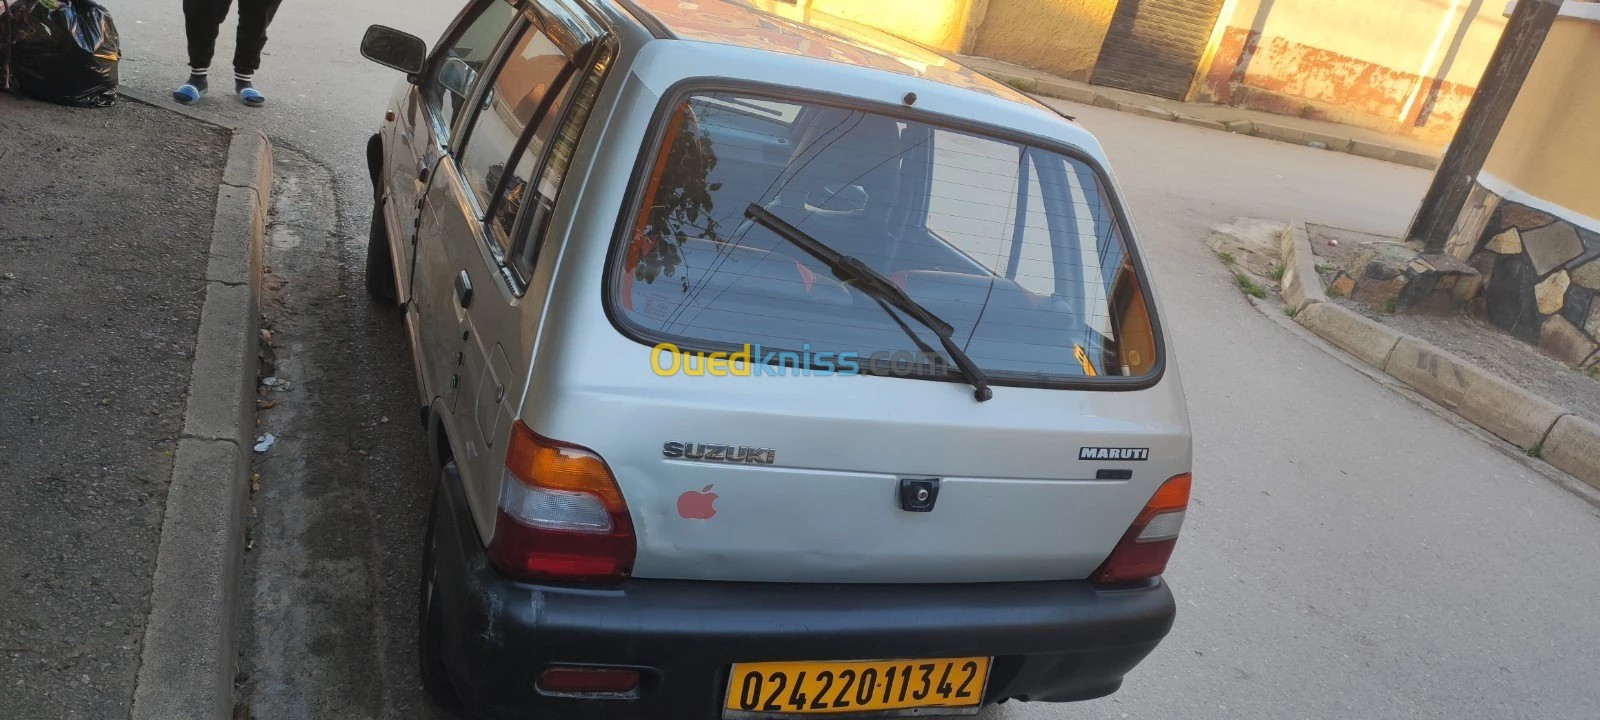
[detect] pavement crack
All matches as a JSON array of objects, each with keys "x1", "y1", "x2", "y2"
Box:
[{"x1": 177, "y1": 433, "x2": 243, "y2": 448}]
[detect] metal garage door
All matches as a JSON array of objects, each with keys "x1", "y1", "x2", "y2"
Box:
[{"x1": 1091, "y1": 0, "x2": 1228, "y2": 100}]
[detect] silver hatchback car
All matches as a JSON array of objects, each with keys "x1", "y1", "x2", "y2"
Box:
[{"x1": 360, "y1": 1, "x2": 1193, "y2": 718}]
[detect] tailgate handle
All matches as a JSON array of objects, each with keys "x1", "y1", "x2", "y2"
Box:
[{"x1": 898, "y1": 478, "x2": 940, "y2": 512}]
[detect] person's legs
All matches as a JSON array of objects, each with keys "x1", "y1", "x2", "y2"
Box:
[
  {"x1": 232, "y1": 0, "x2": 285, "y2": 106},
  {"x1": 176, "y1": 0, "x2": 232, "y2": 103}
]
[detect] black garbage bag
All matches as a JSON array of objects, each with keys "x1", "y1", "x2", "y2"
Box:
[{"x1": 0, "y1": 0, "x2": 120, "y2": 108}]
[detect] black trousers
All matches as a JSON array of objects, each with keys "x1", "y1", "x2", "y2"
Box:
[{"x1": 183, "y1": 0, "x2": 285, "y2": 75}]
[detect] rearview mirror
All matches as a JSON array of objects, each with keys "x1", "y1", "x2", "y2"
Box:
[{"x1": 361, "y1": 25, "x2": 427, "y2": 76}]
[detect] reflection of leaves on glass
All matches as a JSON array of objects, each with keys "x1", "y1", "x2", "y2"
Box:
[{"x1": 634, "y1": 109, "x2": 719, "y2": 286}]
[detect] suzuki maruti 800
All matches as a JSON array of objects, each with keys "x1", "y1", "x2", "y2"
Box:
[{"x1": 360, "y1": 1, "x2": 1194, "y2": 717}]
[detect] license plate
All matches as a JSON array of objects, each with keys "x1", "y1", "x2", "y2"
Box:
[{"x1": 724, "y1": 657, "x2": 991, "y2": 718}]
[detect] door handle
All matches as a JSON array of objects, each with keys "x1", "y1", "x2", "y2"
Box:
[
  {"x1": 454, "y1": 270, "x2": 473, "y2": 309},
  {"x1": 418, "y1": 156, "x2": 432, "y2": 184}
]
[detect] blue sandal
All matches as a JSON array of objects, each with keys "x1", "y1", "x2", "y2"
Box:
[
  {"x1": 239, "y1": 87, "x2": 266, "y2": 107},
  {"x1": 172, "y1": 84, "x2": 205, "y2": 105}
]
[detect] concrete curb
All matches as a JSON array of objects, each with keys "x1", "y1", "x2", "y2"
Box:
[
  {"x1": 128, "y1": 95, "x2": 271, "y2": 720},
  {"x1": 1274, "y1": 217, "x2": 1597, "y2": 486},
  {"x1": 1382, "y1": 337, "x2": 1568, "y2": 451},
  {"x1": 974, "y1": 67, "x2": 1442, "y2": 170},
  {"x1": 1279, "y1": 220, "x2": 1328, "y2": 314},
  {"x1": 1289, "y1": 268, "x2": 1599, "y2": 492},
  {"x1": 1543, "y1": 415, "x2": 1600, "y2": 492},
  {"x1": 1294, "y1": 302, "x2": 1403, "y2": 370}
]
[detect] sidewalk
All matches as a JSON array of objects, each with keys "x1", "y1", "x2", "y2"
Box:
[
  {"x1": 0, "y1": 92, "x2": 270, "y2": 719},
  {"x1": 1217, "y1": 217, "x2": 1600, "y2": 498},
  {"x1": 958, "y1": 54, "x2": 1447, "y2": 171},
  {"x1": 0, "y1": 94, "x2": 226, "y2": 717}
]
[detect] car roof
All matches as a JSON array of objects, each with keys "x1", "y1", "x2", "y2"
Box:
[{"x1": 603, "y1": 0, "x2": 1053, "y2": 113}]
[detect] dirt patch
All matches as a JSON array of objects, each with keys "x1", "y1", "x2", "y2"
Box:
[
  {"x1": 1306, "y1": 223, "x2": 1416, "y2": 287},
  {"x1": 0, "y1": 95, "x2": 228, "y2": 717},
  {"x1": 1208, "y1": 217, "x2": 1286, "y2": 301}
]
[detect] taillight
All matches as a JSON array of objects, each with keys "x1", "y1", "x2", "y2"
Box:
[
  {"x1": 1092, "y1": 473, "x2": 1191, "y2": 585},
  {"x1": 487, "y1": 422, "x2": 636, "y2": 584}
]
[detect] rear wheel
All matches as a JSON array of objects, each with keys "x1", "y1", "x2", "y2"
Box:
[
  {"x1": 367, "y1": 192, "x2": 399, "y2": 304},
  {"x1": 418, "y1": 471, "x2": 463, "y2": 711}
]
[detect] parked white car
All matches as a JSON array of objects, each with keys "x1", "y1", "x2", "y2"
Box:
[{"x1": 360, "y1": 0, "x2": 1193, "y2": 717}]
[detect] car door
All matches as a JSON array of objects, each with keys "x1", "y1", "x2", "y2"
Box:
[
  {"x1": 405, "y1": 1, "x2": 521, "y2": 412},
  {"x1": 413, "y1": 0, "x2": 612, "y2": 522},
  {"x1": 389, "y1": 0, "x2": 518, "y2": 313}
]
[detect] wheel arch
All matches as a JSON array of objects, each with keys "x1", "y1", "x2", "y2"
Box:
[
  {"x1": 424, "y1": 398, "x2": 457, "y2": 471},
  {"x1": 366, "y1": 132, "x2": 384, "y2": 193}
]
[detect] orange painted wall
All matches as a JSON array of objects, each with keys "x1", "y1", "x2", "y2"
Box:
[{"x1": 1201, "y1": 0, "x2": 1508, "y2": 140}]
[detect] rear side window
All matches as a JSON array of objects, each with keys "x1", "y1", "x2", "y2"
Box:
[
  {"x1": 509, "y1": 45, "x2": 615, "y2": 282},
  {"x1": 610, "y1": 91, "x2": 1159, "y2": 384},
  {"x1": 457, "y1": 24, "x2": 573, "y2": 253}
]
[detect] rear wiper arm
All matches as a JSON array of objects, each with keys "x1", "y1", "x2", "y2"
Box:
[{"x1": 744, "y1": 204, "x2": 993, "y2": 402}]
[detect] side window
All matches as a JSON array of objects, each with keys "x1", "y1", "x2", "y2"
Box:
[
  {"x1": 458, "y1": 24, "x2": 573, "y2": 255},
  {"x1": 423, "y1": 0, "x2": 517, "y2": 147},
  {"x1": 508, "y1": 45, "x2": 615, "y2": 283}
]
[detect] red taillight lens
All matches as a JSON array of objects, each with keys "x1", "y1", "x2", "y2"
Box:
[
  {"x1": 1092, "y1": 473, "x2": 1191, "y2": 585},
  {"x1": 487, "y1": 422, "x2": 636, "y2": 584},
  {"x1": 538, "y1": 667, "x2": 641, "y2": 695}
]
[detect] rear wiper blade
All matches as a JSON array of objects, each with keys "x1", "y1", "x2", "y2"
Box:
[{"x1": 744, "y1": 204, "x2": 993, "y2": 402}]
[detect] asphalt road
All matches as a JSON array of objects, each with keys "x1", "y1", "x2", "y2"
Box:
[{"x1": 106, "y1": 2, "x2": 1600, "y2": 718}]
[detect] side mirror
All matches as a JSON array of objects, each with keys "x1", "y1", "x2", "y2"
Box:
[
  {"x1": 437, "y1": 56, "x2": 477, "y2": 100},
  {"x1": 361, "y1": 25, "x2": 427, "y2": 76}
]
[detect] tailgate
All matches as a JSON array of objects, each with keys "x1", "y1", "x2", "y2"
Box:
[{"x1": 531, "y1": 370, "x2": 1191, "y2": 584}]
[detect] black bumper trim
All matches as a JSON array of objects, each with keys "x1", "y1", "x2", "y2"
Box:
[{"x1": 429, "y1": 465, "x2": 1175, "y2": 720}]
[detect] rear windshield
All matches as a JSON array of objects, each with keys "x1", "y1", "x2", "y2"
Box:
[{"x1": 610, "y1": 91, "x2": 1159, "y2": 384}]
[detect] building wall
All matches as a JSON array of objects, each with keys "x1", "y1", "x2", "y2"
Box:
[
  {"x1": 1482, "y1": 14, "x2": 1600, "y2": 222},
  {"x1": 967, "y1": 0, "x2": 1119, "y2": 81},
  {"x1": 1202, "y1": 0, "x2": 1507, "y2": 142},
  {"x1": 805, "y1": 0, "x2": 979, "y2": 52},
  {"x1": 757, "y1": 0, "x2": 1120, "y2": 82},
  {"x1": 771, "y1": 0, "x2": 1517, "y2": 141}
]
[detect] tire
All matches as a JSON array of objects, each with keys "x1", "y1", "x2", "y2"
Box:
[
  {"x1": 418, "y1": 471, "x2": 464, "y2": 712},
  {"x1": 367, "y1": 191, "x2": 399, "y2": 304}
]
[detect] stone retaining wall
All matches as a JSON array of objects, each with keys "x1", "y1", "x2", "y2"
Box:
[{"x1": 1463, "y1": 183, "x2": 1600, "y2": 369}]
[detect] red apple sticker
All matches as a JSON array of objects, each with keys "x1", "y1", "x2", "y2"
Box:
[{"x1": 677, "y1": 484, "x2": 718, "y2": 520}]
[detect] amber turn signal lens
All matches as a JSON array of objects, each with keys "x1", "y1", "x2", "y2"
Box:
[{"x1": 505, "y1": 422, "x2": 625, "y2": 510}]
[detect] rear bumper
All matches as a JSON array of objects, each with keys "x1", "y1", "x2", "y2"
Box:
[{"x1": 431, "y1": 466, "x2": 1175, "y2": 720}]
